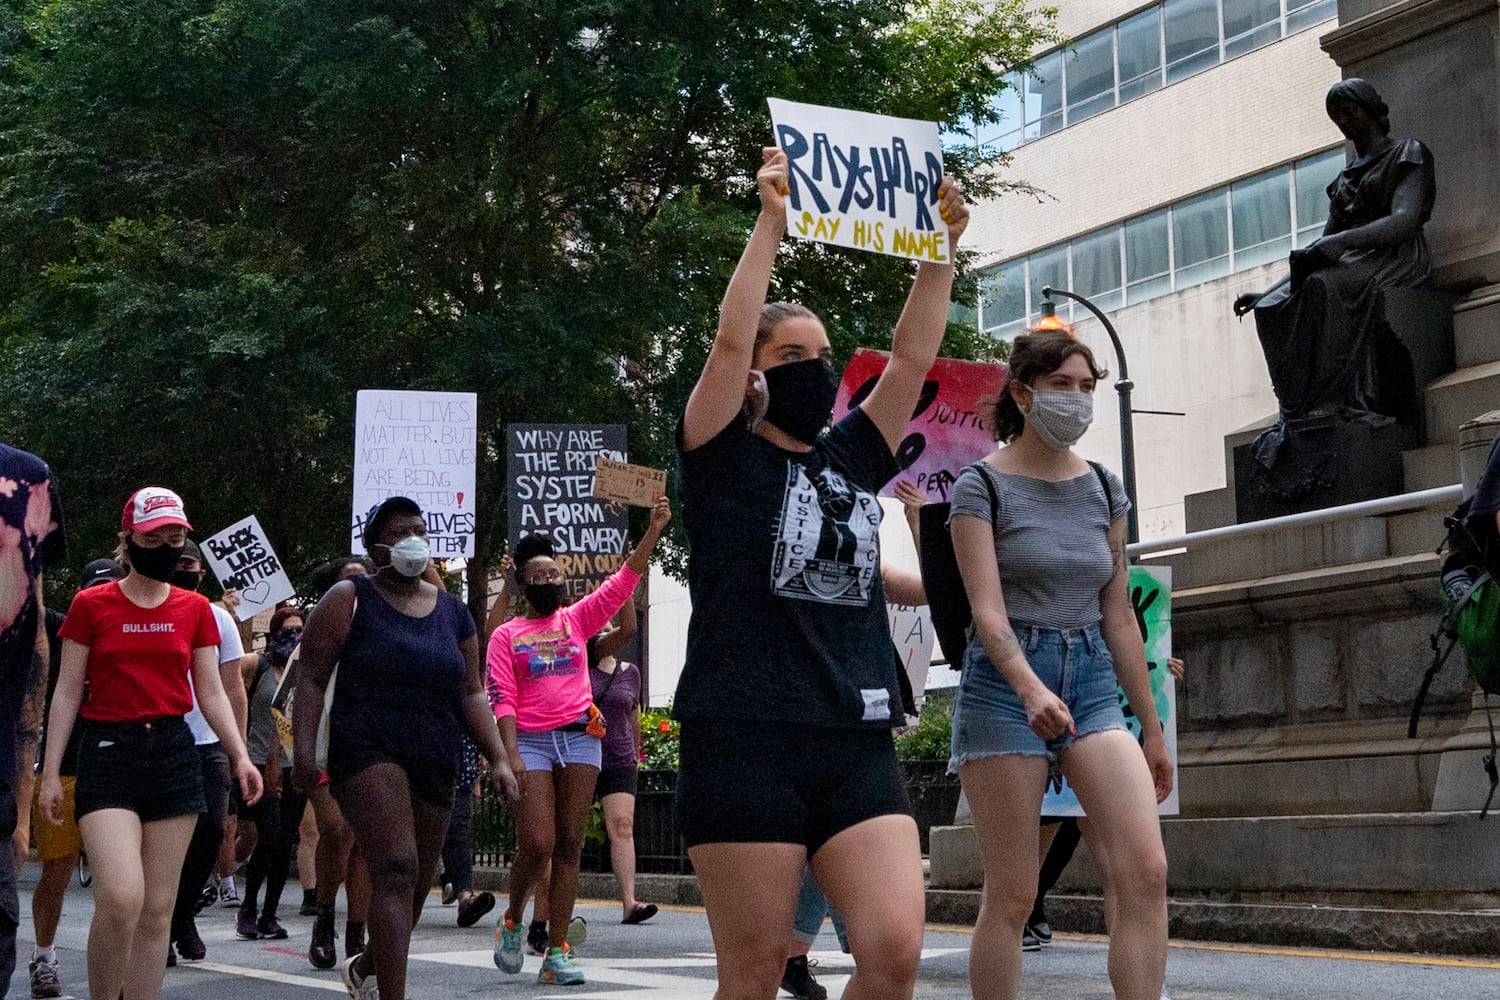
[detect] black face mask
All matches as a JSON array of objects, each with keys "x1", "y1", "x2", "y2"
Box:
[
  {"x1": 128, "y1": 541, "x2": 186, "y2": 583},
  {"x1": 267, "y1": 631, "x2": 300, "y2": 667},
  {"x1": 524, "y1": 583, "x2": 566, "y2": 616},
  {"x1": 169, "y1": 569, "x2": 203, "y2": 592},
  {"x1": 760, "y1": 358, "x2": 839, "y2": 445}
]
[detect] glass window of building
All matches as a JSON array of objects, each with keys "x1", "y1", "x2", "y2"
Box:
[
  {"x1": 1231, "y1": 167, "x2": 1293, "y2": 270},
  {"x1": 980, "y1": 262, "x2": 1027, "y2": 335},
  {"x1": 1117, "y1": 7, "x2": 1164, "y2": 104},
  {"x1": 1067, "y1": 28, "x2": 1117, "y2": 125},
  {"x1": 1028, "y1": 245, "x2": 1070, "y2": 323},
  {"x1": 978, "y1": 74, "x2": 1024, "y2": 153},
  {"x1": 1163, "y1": 0, "x2": 1221, "y2": 83},
  {"x1": 1294, "y1": 148, "x2": 1344, "y2": 247},
  {"x1": 1071, "y1": 228, "x2": 1125, "y2": 312},
  {"x1": 1223, "y1": 0, "x2": 1282, "y2": 59},
  {"x1": 1125, "y1": 210, "x2": 1172, "y2": 305},
  {"x1": 1026, "y1": 51, "x2": 1065, "y2": 140},
  {"x1": 1173, "y1": 189, "x2": 1230, "y2": 286},
  {"x1": 1287, "y1": 0, "x2": 1338, "y2": 33}
]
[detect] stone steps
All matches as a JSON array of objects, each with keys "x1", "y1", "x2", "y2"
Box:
[{"x1": 1424, "y1": 359, "x2": 1500, "y2": 446}]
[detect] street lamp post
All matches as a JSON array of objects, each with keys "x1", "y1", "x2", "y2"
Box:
[{"x1": 1038, "y1": 286, "x2": 1139, "y2": 544}]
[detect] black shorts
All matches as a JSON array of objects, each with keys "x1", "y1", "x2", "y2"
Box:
[
  {"x1": 74, "y1": 716, "x2": 205, "y2": 823},
  {"x1": 676, "y1": 718, "x2": 912, "y2": 856},
  {"x1": 595, "y1": 766, "x2": 638, "y2": 799},
  {"x1": 329, "y1": 746, "x2": 455, "y2": 811}
]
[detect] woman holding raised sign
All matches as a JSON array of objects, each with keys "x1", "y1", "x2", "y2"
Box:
[{"x1": 674, "y1": 146, "x2": 967, "y2": 1000}]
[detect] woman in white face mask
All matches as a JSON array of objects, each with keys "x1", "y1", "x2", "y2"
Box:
[
  {"x1": 291, "y1": 496, "x2": 520, "y2": 1000},
  {"x1": 948, "y1": 329, "x2": 1172, "y2": 1000}
]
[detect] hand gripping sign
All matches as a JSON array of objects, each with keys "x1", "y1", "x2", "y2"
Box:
[{"x1": 767, "y1": 97, "x2": 947, "y2": 263}]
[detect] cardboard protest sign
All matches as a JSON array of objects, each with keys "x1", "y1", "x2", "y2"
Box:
[
  {"x1": 1042, "y1": 565, "x2": 1180, "y2": 817},
  {"x1": 593, "y1": 458, "x2": 667, "y2": 508},
  {"x1": 506, "y1": 424, "x2": 628, "y2": 600},
  {"x1": 351, "y1": 390, "x2": 478, "y2": 558},
  {"x1": 833, "y1": 349, "x2": 1005, "y2": 501},
  {"x1": 768, "y1": 97, "x2": 947, "y2": 263},
  {"x1": 202, "y1": 515, "x2": 296, "y2": 622},
  {"x1": 888, "y1": 602, "x2": 937, "y2": 716}
]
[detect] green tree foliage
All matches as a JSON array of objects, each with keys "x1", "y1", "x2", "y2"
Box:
[{"x1": 0, "y1": 0, "x2": 1057, "y2": 616}]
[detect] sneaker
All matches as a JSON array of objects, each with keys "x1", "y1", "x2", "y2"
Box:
[
  {"x1": 257, "y1": 914, "x2": 289, "y2": 940},
  {"x1": 175, "y1": 920, "x2": 207, "y2": 961},
  {"x1": 457, "y1": 890, "x2": 495, "y2": 928},
  {"x1": 537, "y1": 946, "x2": 585, "y2": 986},
  {"x1": 526, "y1": 922, "x2": 549, "y2": 956},
  {"x1": 1022, "y1": 926, "x2": 1042, "y2": 952},
  {"x1": 780, "y1": 956, "x2": 827, "y2": 1000},
  {"x1": 494, "y1": 916, "x2": 525, "y2": 974},
  {"x1": 441, "y1": 881, "x2": 458, "y2": 905},
  {"x1": 197, "y1": 878, "x2": 218, "y2": 912},
  {"x1": 165, "y1": 944, "x2": 176, "y2": 969},
  {"x1": 299, "y1": 888, "x2": 319, "y2": 917},
  {"x1": 1025, "y1": 918, "x2": 1052, "y2": 946},
  {"x1": 235, "y1": 906, "x2": 260, "y2": 940},
  {"x1": 30, "y1": 955, "x2": 63, "y2": 998},
  {"x1": 219, "y1": 877, "x2": 240, "y2": 906},
  {"x1": 566, "y1": 915, "x2": 588, "y2": 952},
  {"x1": 340, "y1": 953, "x2": 379, "y2": 1000}
]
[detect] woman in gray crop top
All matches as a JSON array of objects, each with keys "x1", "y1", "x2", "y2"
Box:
[{"x1": 948, "y1": 329, "x2": 1171, "y2": 1000}]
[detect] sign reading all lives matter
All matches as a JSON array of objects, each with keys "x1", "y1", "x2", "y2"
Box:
[
  {"x1": 768, "y1": 97, "x2": 947, "y2": 263},
  {"x1": 351, "y1": 390, "x2": 477, "y2": 558},
  {"x1": 506, "y1": 424, "x2": 627, "y2": 600},
  {"x1": 202, "y1": 515, "x2": 295, "y2": 622}
]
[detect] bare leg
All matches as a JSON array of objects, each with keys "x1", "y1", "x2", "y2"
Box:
[
  {"x1": 32, "y1": 855, "x2": 75, "y2": 948},
  {"x1": 544, "y1": 764, "x2": 599, "y2": 950},
  {"x1": 812, "y1": 815, "x2": 925, "y2": 1000},
  {"x1": 959, "y1": 755, "x2": 1049, "y2": 1000},
  {"x1": 79, "y1": 810, "x2": 144, "y2": 999},
  {"x1": 122, "y1": 816, "x2": 197, "y2": 1000},
  {"x1": 689, "y1": 842, "x2": 806, "y2": 1000},
  {"x1": 504, "y1": 769, "x2": 556, "y2": 926},
  {"x1": 532, "y1": 861, "x2": 551, "y2": 924},
  {"x1": 1060, "y1": 732, "x2": 1168, "y2": 1000},
  {"x1": 601, "y1": 791, "x2": 639, "y2": 915},
  {"x1": 336, "y1": 763, "x2": 448, "y2": 1000}
]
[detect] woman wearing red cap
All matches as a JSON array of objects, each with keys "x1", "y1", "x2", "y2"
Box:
[{"x1": 39, "y1": 487, "x2": 262, "y2": 1000}]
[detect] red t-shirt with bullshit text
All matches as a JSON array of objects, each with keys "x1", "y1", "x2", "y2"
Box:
[{"x1": 58, "y1": 581, "x2": 220, "y2": 722}]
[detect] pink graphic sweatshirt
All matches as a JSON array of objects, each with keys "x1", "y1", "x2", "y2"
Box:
[{"x1": 487, "y1": 565, "x2": 641, "y2": 733}]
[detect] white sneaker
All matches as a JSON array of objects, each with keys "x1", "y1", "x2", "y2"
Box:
[
  {"x1": 219, "y1": 877, "x2": 240, "y2": 906},
  {"x1": 341, "y1": 953, "x2": 379, "y2": 999}
]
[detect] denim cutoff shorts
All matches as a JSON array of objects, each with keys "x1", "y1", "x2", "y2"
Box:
[
  {"x1": 516, "y1": 727, "x2": 602, "y2": 772},
  {"x1": 948, "y1": 620, "x2": 1128, "y2": 774}
]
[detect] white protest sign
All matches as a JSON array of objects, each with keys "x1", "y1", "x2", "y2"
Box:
[
  {"x1": 202, "y1": 515, "x2": 296, "y2": 622},
  {"x1": 351, "y1": 390, "x2": 478, "y2": 558},
  {"x1": 888, "y1": 602, "x2": 937, "y2": 716},
  {"x1": 768, "y1": 97, "x2": 947, "y2": 263}
]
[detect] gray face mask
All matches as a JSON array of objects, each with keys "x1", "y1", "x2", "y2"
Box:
[{"x1": 1025, "y1": 389, "x2": 1094, "y2": 450}]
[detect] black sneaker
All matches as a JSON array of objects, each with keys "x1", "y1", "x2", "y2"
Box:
[
  {"x1": 781, "y1": 956, "x2": 828, "y2": 1000},
  {"x1": 457, "y1": 890, "x2": 496, "y2": 928},
  {"x1": 1022, "y1": 926, "x2": 1042, "y2": 952},
  {"x1": 1026, "y1": 918, "x2": 1052, "y2": 946},
  {"x1": 29, "y1": 955, "x2": 63, "y2": 998},
  {"x1": 165, "y1": 944, "x2": 176, "y2": 969},
  {"x1": 175, "y1": 919, "x2": 207, "y2": 961},
  {"x1": 526, "y1": 921, "x2": 549, "y2": 956}
]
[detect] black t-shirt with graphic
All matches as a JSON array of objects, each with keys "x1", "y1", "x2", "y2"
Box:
[{"x1": 675, "y1": 407, "x2": 901, "y2": 729}]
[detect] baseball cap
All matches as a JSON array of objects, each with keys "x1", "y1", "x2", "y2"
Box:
[
  {"x1": 121, "y1": 486, "x2": 193, "y2": 534},
  {"x1": 80, "y1": 558, "x2": 126, "y2": 589}
]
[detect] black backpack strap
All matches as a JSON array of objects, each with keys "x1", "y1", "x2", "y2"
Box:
[
  {"x1": 1409, "y1": 632, "x2": 1458, "y2": 738},
  {"x1": 1087, "y1": 461, "x2": 1117, "y2": 521},
  {"x1": 1482, "y1": 694, "x2": 1498, "y2": 820}
]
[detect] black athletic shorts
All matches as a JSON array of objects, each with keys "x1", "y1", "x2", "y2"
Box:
[
  {"x1": 595, "y1": 766, "x2": 638, "y2": 799},
  {"x1": 676, "y1": 718, "x2": 912, "y2": 855},
  {"x1": 74, "y1": 716, "x2": 205, "y2": 823}
]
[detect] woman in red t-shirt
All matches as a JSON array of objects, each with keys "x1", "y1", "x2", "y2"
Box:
[{"x1": 38, "y1": 487, "x2": 262, "y2": 1000}]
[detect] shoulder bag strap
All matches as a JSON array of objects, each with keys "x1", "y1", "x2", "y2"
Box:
[{"x1": 1088, "y1": 461, "x2": 1117, "y2": 521}]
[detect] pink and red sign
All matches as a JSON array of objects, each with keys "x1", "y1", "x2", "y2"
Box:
[{"x1": 833, "y1": 349, "x2": 1006, "y2": 501}]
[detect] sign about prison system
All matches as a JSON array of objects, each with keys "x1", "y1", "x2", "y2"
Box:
[
  {"x1": 202, "y1": 515, "x2": 295, "y2": 622},
  {"x1": 351, "y1": 390, "x2": 478, "y2": 558},
  {"x1": 506, "y1": 424, "x2": 628, "y2": 599},
  {"x1": 767, "y1": 97, "x2": 947, "y2": 263}
]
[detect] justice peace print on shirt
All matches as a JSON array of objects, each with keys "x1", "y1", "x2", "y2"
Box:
[{"x1": 771, "y1": 463, "x2": 881, "y2": 607}]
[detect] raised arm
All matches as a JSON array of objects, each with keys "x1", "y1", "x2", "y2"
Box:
[
  {"x1": 591, "y1": 591, "x2": 638, "y2": 663},
  {"x1": 483, "y1": 546, "x2": 516, "y2": 639},
  {"x1": 857, "y1": 179, "x2": 969, "y2": 452},
  {"x1": 681, "y1": 148, "x2": 789, "y2": 452}
]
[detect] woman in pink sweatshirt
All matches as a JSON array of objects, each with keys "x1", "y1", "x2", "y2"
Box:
[{"x1": 489, "y1": 496, "x2": 670, "y2": 986}]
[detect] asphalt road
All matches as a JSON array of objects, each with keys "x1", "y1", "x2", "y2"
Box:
[{"x1": 17, "y1": 870, "x2": 1500, "y2": 999}]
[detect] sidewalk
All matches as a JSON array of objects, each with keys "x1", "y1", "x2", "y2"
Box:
[{"x1": 473, "y1": 866, "x2": 1500, "y2": 959}]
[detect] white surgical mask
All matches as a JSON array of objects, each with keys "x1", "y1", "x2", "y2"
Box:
[
  {"x1": 1024, "y1": 389, "x2": 1094, "y2": 450},
  {"x1": 380, "y1": 535, "x2": 431, "y2": 578}
]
